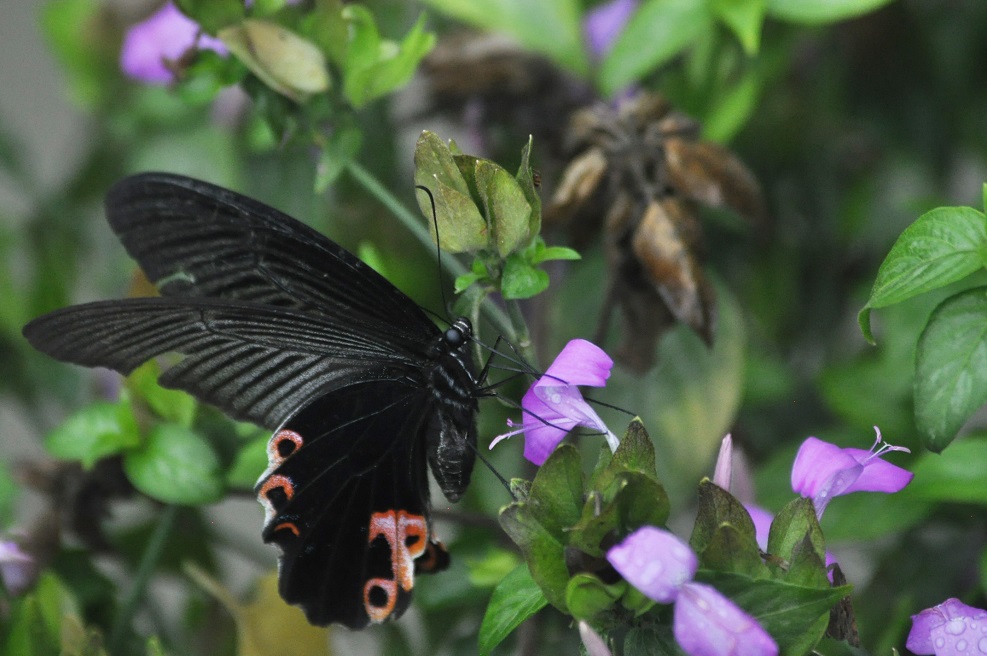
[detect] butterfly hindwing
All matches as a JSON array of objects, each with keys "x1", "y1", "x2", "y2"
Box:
[{"x1": 256, "y1": 381, "x2": 446, "y2": 628}]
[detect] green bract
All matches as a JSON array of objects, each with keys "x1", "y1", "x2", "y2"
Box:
[
  {"x1": 414, "y1": 132, "x2": 578, "y2": 300},
  {"x1": 219, "y1": 19, "x2": 330, "y2": 104},
  {"x1": 414, "y1": 131, "x2": 535, "y2": 257}
]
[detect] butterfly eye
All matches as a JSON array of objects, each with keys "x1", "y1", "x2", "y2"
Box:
[{"x1": 444, "y1": 326, "x2": 464, "y2": 346}]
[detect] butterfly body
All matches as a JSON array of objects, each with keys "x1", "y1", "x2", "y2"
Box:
[{"x1": 22, "y1": 173, "x2": 479, "y2": 628}]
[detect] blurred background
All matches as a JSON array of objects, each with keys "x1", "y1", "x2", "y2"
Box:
[{"x1": 2, "y1": 1, "x2": 987, "y2": 654}]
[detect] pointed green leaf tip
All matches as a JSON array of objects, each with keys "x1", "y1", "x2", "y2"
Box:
[
  {"x1": 413, "y1": 131, "x2": 487, "y2": 253},
  {"x1": 413, "y1": 131, "x2": 542, "y2": 259},
  {"x1": 859, "y1": 204, "x2": 987, "y2": 344},
  {"x1": 478, "y1": 564, "x2": 547, "y2": 656}
]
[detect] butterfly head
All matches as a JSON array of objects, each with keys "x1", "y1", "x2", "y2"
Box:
[{"x1": 442, "y1": 317, "x2": 472, "y2": 350}]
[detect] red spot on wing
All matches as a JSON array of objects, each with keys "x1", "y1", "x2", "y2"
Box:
[
  {"x1": 267, "y1": 429, "x2": 304, "y2": 466},
  {"x1": 363, "y1": 510, "x2": 430, "y2": 622}
]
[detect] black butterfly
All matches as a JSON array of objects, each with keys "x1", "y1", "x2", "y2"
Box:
[{"x1": 22, "y1": 172, "x2": 480, "y2": 628}]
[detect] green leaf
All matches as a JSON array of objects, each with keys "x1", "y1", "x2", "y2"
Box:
[
  {"x1": 123, "y1": 424, "x2": 224, "y2": 505},
  {"x1": 600, "y1": 0, "x2": 713, "y2": 97},
  {"x1": 569, "y1": 471, "x2": 669, "y2": 556},
  {"x1": 342, "y1": 13, "x2": 435, "y2": 107},
  {"x1": 859, "y1": 206, "x2": 987, "y2": 343},
  {"x1": 226, "y1": 435, "x2": 269, "y2": 490},
  {"x1": 712, "y1": 0, "x2": 765, "y2": 54},
  {"x1": 516, "y1": 136, "x2": 542, "y2": 238},
  {"x1": 696, "y1": 571, "x2": 849, "y2": 654},
  {"x1": 625, "y1": 626, "x2": 680, "y2": 655},
  {"x1": 420, "y1": 0, "x2": 588, "y2": 76},
  {"x1": 907, "y1": 435, "x2": 987, "y2": 502},
  {"x1": 566, "y1": 573, "x2": 626, "y2": 620},
  {"x1": 175, "y1": 0, "x2": 245, "y2": 34},
  {"x1": 475, "y1": 160, "x2": 531, "y2": 257},
  {"x1": 915, "y1": 287, "x2": 987, "y2": 451},
  {"x1": 1, "y1": 573, "x2": 66, "y2": 656},
  {"x1": 526, "y1": 445, "x2": 584, "y2": 540},
  {"x1": 219, "y1": 19, "x2": 330, "y2": 103},
  {"x1": 591, "y1": 419, "x2": 660, "y2": 491},
  {"x1": 701, "y1": 67, "x2": 761, "y2": 143},
  {"x1": 45, "y1": 401, "x2": 140, "y2": 469},
  {"x1": 691, "y1": 481, "x2": 766, "y2": 577},
  {"x1": 767, "y1": 498, "x2": 825, "y2": 565},
  {"x1": 533, "y1": 245, "x2": 581, "y2": 263},
  {"x1": 126, "y1": 361, "x2": 197, "y2": 427},
  {"x1": 498, "y1": 502, "x2": 569, "y2": 611},
  {"x1": 414, "y1": 132, "x2": 488, "y2": 253},
  {"x1": 40, "y1": 0, "x2": 120, "y2": 109},
  {"x1": 478, "y1": 564, "x2": 547, "y2": 656},
  {"x1": 501, "y1": 254, "x2": 549, "y2": 299},
  {"x1": 765, "y1": 0, "x2": 896, "y2": 24}
]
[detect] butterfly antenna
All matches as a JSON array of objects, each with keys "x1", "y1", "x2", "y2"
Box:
[{"x1": 415, "y1": 184, "x2": 451, "y2": 318}]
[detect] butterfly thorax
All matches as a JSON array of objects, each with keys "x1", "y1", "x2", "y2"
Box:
[{"x1": 423, "y1": 317, "x2": 478, "y2": 503}]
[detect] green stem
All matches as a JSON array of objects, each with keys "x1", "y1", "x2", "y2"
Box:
[
  {"x1": 108, "y1": 504, "x2": 180, "y2": 655},
  {"x1": 506, "y1": 299, "x2": 538, "y2": 369},
  {"x1": 344, "y1": 159, "x2": 513, "y2": 337}
]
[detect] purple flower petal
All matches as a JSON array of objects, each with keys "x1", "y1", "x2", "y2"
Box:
[
  {"x1": 712, "y1": 434, "x2": 733, "y2": 489},
  {"x1": 790, "y1": 429, "x2": 912, "y2": 518},
  {"x1": 496, "y1": 339, "x2": 618, "y2": 465},
  {"x1": 583, "y1": 0, "x2": 638, "y2": 60},
  {"x1": 907, "y1": 598, "x2": 987, "y2": 655},
  {"x1": 536, "y1": 339, "x2": 614, "y2": 388},
  {"x1": 120, "y1": 2, "x2": 226, "y2": 84},
  {"x1": 744, "y1": 504, "x2": 773, "y2": 552},
  {"x1": 0, "y1": 540, "x2": 34, "y2": 595},
  {"x1": 606, "y1": 527, "x2": 696, "y2": 604},
  {"x1": 578, "y1": 621, "x2": 613, "y2": 656},
  {"x1": 674, "y1": 582, "x2": 778, "y2": 656}
]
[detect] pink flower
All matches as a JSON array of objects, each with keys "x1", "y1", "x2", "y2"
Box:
[
  {"x1": 583, "y1": 0, "x2": 638, "y2": 60},
  {"x1": 606, "y1": 526, "x2": 777, "y2": 656},
  {"x1": 0, "y1": 540, "x2": 34, "y2": 595},
  {"x1": 907, "y1": 598, "x2": 987, "y2": 655},
  {"x1": 674, "y1": 582, "x2": 778, "y2": 656},
  {"x1": 490, "y1": 339, "x2": 617, "y2": 465},
  {"x1": 606, "y1": 526, "x2": 696, "y2": 603},
  {"x1": 120, "y1": 2, "x2": 227, "y2": 84},
  {"x1": 791, "y1": 427, "x2": 913, "y2": 519}
]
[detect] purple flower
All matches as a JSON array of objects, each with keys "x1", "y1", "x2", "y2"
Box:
[
  {"x1": 606, "y1": 527, "x2": 777, "y2": 656},
  {"x1": 0, "y1": 540, "x2": 34, "y2": 595},
  {"x1": 489, "y1": 339, "x2": 617, "y2": 465},
  {"x1": 675, "y1": 582, "x2": 779, "y2": 656},
  {"x1": 606, "y1": 526, "x2": 696, "y2": 603},
  {"x1": 907, "y1": 598, "x2": 987, "y2": 655},
  {"x1": 583, "y1": 0, "x2": 638, "y2": 60},
  {"x1": 791, "y1": 427, "x2": 913, "y2": 519},
  {"x1": 578, "y1": 621, "x2": 613, "y2": 656},
  {"x1": 120, "y1": 2, "x2": 227, "y2": 84},
  {"x1": 744, "y1": 504, "x2": 773, "y2": 552}
]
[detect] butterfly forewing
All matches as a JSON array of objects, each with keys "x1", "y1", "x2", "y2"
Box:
[
  {"x1": 22, "y1": 173, "x2": 480, "y2": 628},
  {"x1": 104, "y1": 173, "x2": 435, "y2": 338}
]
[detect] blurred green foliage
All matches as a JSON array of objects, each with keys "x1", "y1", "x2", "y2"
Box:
[{"x1": 2, "y1": 0, "x2": 987, "y2": 655}]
